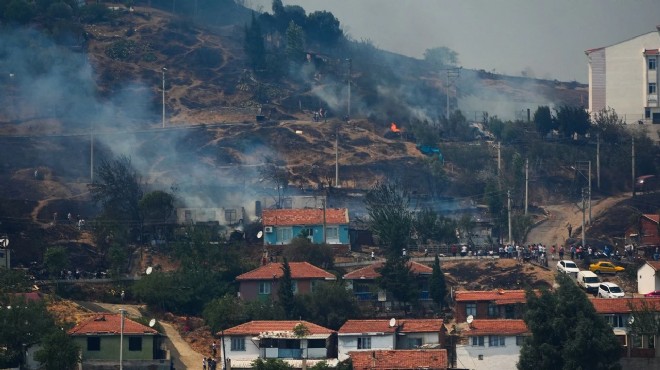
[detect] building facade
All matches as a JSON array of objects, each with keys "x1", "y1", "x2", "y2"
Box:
[
  {"x1": 262, "y1": 208, "x2": 350, "y2": 245},
  {"x1": 236, "y1": 262, "x2": 336, "y2": 301},
  {"x1": 455, "y1": 319, "x2": 529, "y2": 370},
  {"x1": 453, "y1": 290, "x2": 527, "y2": 323}
]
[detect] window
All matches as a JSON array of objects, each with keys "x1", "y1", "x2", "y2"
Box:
[
  {"x1": 357, "y1": 337, "x2": 371, "y2": 349},
  {"x1": 466, "y1": 303, "x2": 477, "y2": 317},
  {"x1": 516, "y1": 336, "x2": 525, "y2": 346},
  {"x1": 646, "y1": 108, "x2": 651, "y2": 119},
  {"x1": 231, "y1": 337, "x2": 246, "y2": 351},
  {"x1": 487, "y1": 303, "x2": 498, "y2": 317},
  {"x1": 471, "y1": 336, "x2": 484, "y2": 347},
  {"x1": 276, "y1": 228, "x2": 293, "y2": 244},
  {"x1": 225, "y1": 209, "x2": 237, "y2": 224},
  {"x1": 650, "y1": 83, "x2": 657, "y2": 95},
  {"x1": 408, "y1": 338, "x2": 423, "y2": 348},
  {"x1": 87, "y1": 337, "x2": 101, "y2": 351},
  {"x1": 308, "y1": 339, "x2": 326, "y2": 349},
  {"x1": 129, "y1": 337, "x2": 142, "y2": 351},
  {"x1": 650, "y1": 58, "x2": 657, "y2": 70},
  {"x1": 259, "y1": 282, "x2": 271, "y2": 295},
  {"x1": 606, "y1": 315, "x2": 625, "y2": 328},
  {"x1": 488, "y1": 336, "x2": 505, "y2": 347},
  {"x1": 326, "y1": 227, "x2": 339, "y2": 240}
]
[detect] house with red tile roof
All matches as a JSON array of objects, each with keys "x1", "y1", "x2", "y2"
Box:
[
  {"x1": 218, "y1": 320, "x2": 337, "y2": 368},
  {"x1": 68, "y1": 313, "x2": 169, "y2": 369},
  {"x1": 262, "y1": 208, "x2": 350, "y2": 246},
  {"x1": 453, "y1": 290, "x2": 527, "y2": 323},
  {"x1": 590, "y1": 297, "x2": 660, "y2": 364},
  {"x1": 342, "y1": 261, "x2": 433, "y2": 306},
  {"x1": 236, "y1": 262, "x2": 336, "y2": 301},
  {"x1": 349, "y1": 349, "x2": 448, "y2": 370},
  {"x1": 638, "y1": 261, "x2": 660, "y2": 294},
  {"x1": 337, "y1": 319, "x2": 445, "y2": 361},
  {"x1": 455, "y1": 319, "x2": 529, "y2": 370}
]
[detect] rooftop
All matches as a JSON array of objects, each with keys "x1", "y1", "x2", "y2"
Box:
[
  {"x1": 590, "y1": 297, "x2": 660, "y2": 314},
  {"x1": 68, "y1": 314, "x2": 158, "y2": 336},
  {"x1": 221, "y1": 320, "x2": 334, "y2": 337},
  {"x1": 236, "y1": 262, "x2": 336, "y2": 281},
  {"x1": 460, "y1": 319, "x2": 528, "y2": 336},
  {"x1": 262, "y1": 208, "x2": 349, "y2": 226},
  {"x1": 454, "y1": 290, "x2": 527, "y2": 304},
  {"x1": 350, "y1": 349, "x2": 448, "y2": 370},
  {"x1": 343, "y1": 261, "x2": 432, "y2": 280}
]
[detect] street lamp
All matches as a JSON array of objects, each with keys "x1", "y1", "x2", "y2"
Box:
[
  {"x1": 162, "y1": 67, "x2": 167, "y2": 128},
  {"x1": 119, "y1": 308, "x2": 126, "y2": 370}
]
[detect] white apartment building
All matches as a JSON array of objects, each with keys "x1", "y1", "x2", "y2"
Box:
[{"x1": 585, "y1": 26, "x2": 660, "y2": 124}]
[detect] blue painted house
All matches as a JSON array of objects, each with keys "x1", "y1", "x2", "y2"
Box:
[{"x1": 262, "y1": 208, "x2": 350, "y2": 246}]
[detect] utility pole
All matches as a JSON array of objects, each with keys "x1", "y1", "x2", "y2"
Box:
[
  {"x1": 90, "y1": 133, "x2": 94, "y2": 182},
  {"x1": 445, "y1": 68, "x2": 461, "y2": 120},
  {"x1": 507, "y1": 189, "x2": 512, "y2": 245},
  {"x1": 525, "y1": 158, "x2": 529, "y2": 215},
  {"x1": 346, "y1": 58, "x2": 351, "y2": 120},
  {"x1": 497, "y1": 142, "x2": 501, "y2": 176},
  {"x1": 162, "y1": 67, "x2": 167, "y2": 128},
  {"x1": 322, "y1": 199, "x2": 327, "y2": 244},
  {"x1": 119, "y1": 308, "x2": 126, "y2": 370},
  {"x1": 596, "y1": 133, "x2": 600, "y2": 190},
  {"x1": 588, "y1": 161, "x2": 592, "y2": 224},
  {"x1": 335, "y1": 128, "x2": 339, "y2": 188},
  {"x1": 632, "y1": 136, "x2": 636, "y2": 197},
  {"x1": 581, "y1": 188, "x2": 586, "y2": 249}
]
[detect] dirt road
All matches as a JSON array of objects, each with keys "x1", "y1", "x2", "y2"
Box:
[{"x1": 525, "y1": 193, "x2": 630, "y2": 247}]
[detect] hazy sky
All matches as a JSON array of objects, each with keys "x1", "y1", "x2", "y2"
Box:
[{"x1": 248, "y1": 0, "x2": 660, "y2": 83}]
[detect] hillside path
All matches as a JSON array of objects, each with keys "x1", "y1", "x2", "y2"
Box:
[
  {"x1": 525, "y1": 193, "x2": 630, "y2": 247},
  {"x1": 77, "y1": 302, "x2": 203, "y2": 370}
]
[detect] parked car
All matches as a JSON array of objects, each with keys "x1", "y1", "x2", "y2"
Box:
[
  {"x1": 576, "y1": 270, "x2": 601, "y2": 294},
  {"x1": 557, "y1": 260, "x2": 580, "y2": 275},
  {"x1": 597, "y1": 282, "x2": 625, "y2": 298},
  {"x1": 589, "y1": 261, "x2": 625, "y2": 274},
  {"x1": 644, "y1": 290, "x2": 660, "y2": 297}
]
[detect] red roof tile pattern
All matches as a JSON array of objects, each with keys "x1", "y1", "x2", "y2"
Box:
[
  {"x1": 644, "y1": 49, "x2": 659, "y2": 55},
  {"x1": 338, "y1": 320, "x2": 399, "y2": 334},
  {"x1": 399, "y1": 319, "x2": 444, "y2": 333},
  {"x1": 350, "y1": 350, "x2": 448, "y2": 370},
  {"x1": 262, "y1": 208, "x2": 349, "y2": 226},
  {"x1": 643, "y1": 214, "x2": 660, "y2": 224},
  {"x1": 221, "y1": 321, "x2": 334, "y2": 336},
  {"x1": 645, "y1": 261, "x2": 660, "y2": 271},
  {"x1": 460, "y1": 320, "x2": 528, "y2": 336},
  {"x1": 343, "y1": 261, "x2": 432, "y2": 280},
  {"x1": 68, "y1": 314, "x2": 158, "y2": 336},
  {"x1": 454, "y1": 290, "x2": 527, "y2": 304},
  {"x1": 236, "y1": 262, "x2": 336, "y2": 281},
  {"x1": 590, "y1": 297, "x2": 660, "y2": 314}
]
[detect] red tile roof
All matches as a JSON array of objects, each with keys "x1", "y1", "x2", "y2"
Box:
[
  {"x1": 590, "y1": 297, "x2": 660, "y2": 314},
  {"x1": 350, "y1": 350, "x2": 447, "y2": 370},
  {"x1": 643, "y1": 214, "x2": 660, "y2": 224},
  {"x1": 645, "y1": 261, "x2": 660, "y2": 271},
  {"x1": 338, "y1": 319, "x2": 443, "y2": 334},
  {"x1": 262, "y1": 208, "x2": 349, "y2": 226},
  {"x1": 221, "y1": 321, "x2": 334, "y2": 336},
  {"x1": 236, "y1": 262, "x2": 336, "y2": 281},
  {"x1": 68, "y1": 314, "x2": 158, "y2": 336},
  {"x1": 644, "y1": 49, "x2": 659, "y2": 56},
  {"x1": 454, "y1": 290, "x2": 527, "y2": 304},
  {"x1": 460, "y1": 319, "x2": 528, "y2": 336},
  {"x1": 343, "y1": 261, "x2": 432, "y2": 280}
]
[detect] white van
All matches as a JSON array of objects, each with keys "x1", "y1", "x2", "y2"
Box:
[{"x1": 577, "y1": 270, "x2": 600, "y2": 293}]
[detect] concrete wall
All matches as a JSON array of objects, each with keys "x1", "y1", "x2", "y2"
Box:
[
  {"x1": 222, "y1": 336, "x2": 261, "y2": 361},
  {"x1": 264, "y1": 225, "x2": 349, "y2": 245},
  {"x1": 638, "y1": 263, "x2": 660, "y2": 294},
  {"x1": 73, "y1": 335, "x2": 155, "y2": 361},
  {"x1": 455, "y1": 335, "x2": 523, "y2": 370},
  {"x1": 239, "y1": 279, "x2": 319, "y2": 301},
  {"x1": 337, "y1": 334, "x2": 396, "y2": 361}
]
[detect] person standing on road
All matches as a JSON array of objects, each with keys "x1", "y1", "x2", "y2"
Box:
[{"x1": 203, "y1": 357, "x2": 207, "y2": 370}]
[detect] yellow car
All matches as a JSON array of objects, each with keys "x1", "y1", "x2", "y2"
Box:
[{"x1": 589, "y1": 261, "x2": 625, "y2": 274}]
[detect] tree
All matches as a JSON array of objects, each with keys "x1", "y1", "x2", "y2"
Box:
[
  {"x1": 365, "y1": 182, "x2": 413, "y2": 257},
  {"x1": 429, "y1": 255, "x2": 446, "y2": 309},
  {"x1": 285, "y1": 20, "x2": 305, "y2": 64},
  {"x1": 203, "y1": 294, "x2": 248, "y2": 333},
  {"x1": 4, "y1": 0, "x2": 36, "y2": 24},
  {"x1": 34, "y1": 328, "x2": 80, "y2": 370},
  {"x1": 424, "y1": 47, "x2": 459, "y2": 68},
  {"x1": 244, "y1": 11, "x2": 266, "y2": 73},
  {"x1": 278, "y1": 258, "x2": 296, "y2": 319},
  {"x1": 305, "y1": 10, "x2": 343, "y2": 47},
  {"x1": 518, "y1": 274, "x2": 621, "y2": 370},
  {"x1": 0, "y1": 268, "x2": 32, "y2": 294},
  {"x1": 555, "y1": 105, "x2": 591, "y2": 138},
  {"x1": 139, "y1": 190, "x2": 174, "y2": 225},
  {"x1": 253, "y1": 358, "x2": 294, "y2": 370},
  {"x1": 376, "y1": 256, "x2": 418, "y2": 311},
  {"x1": 297, "y1": 281, "x2": 361, "y2": 330},
  {"x1": 283, "y1": 237, "x2": 334, "y2": 269},
  {"x1": 259, "y1": 162, "x2": 290, "y2": 208},
  {"x1": 533, "y1": 106, "x2": 555, "y2": 136},
  {"x1": 43, "y1": 246, "x2": 68, "y2": 279},
  {"x1": 0, "y1": 298, "x2": 56, "y2": 368},
  {"x1": 591, "y1": 107, "x2": 625, "y2": 144}
]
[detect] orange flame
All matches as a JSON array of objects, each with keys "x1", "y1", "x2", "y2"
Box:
[{"x1": 390, "y1": 122, "x2": 401, "y2": 132}]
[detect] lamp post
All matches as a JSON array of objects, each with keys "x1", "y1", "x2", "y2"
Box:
[
  {"x1": 162, "y1": 67, "x2": 167, "y2": 128},
  {"x1": 119, "y1": 308, "x2": 126, "y2": 370}
]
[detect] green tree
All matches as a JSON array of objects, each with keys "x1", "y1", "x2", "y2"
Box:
[
  {"x1": 305, "y1": 10, "x2": 343, "y2": 47},
  {"x1": 0, "y1": 298, "x2": 56, "y2": 368},
  {"x1": 533, "y1": 106, "x2": 555, "y2": 136},
  {"x1": 283, "y1": 237, "x2": 334, "y2": 269},
  {"x1": 244, "y1": 11, "x2": 266, "y2": 73},
  {"x1": 423, "y1": 46, "x2": 459, "y2": 68},
  {"x1": 4, "y1": 0, "x2": 35, "y2": 24},
  {"x1": 278, "y1": 258, "x2": 296, "y2": 319},
  {"x1": 253, "y1": 358, "x2": 294, "y2": 370},
  {"x1": 0, "y1": 268, "x2": 32, "y2": 294},
  {"x1": 365, "y1": 182, "x2": 413, "y2": 257},
  {"x1": 285, "y1": 20, "x2": 305, "y2": 63},
  {"x1": 297, "y1": 281, "x2": 361, "y2": 330},
  {"x1": 555, "y1": 105, "x2": 591, "y2": 138},
  {"x1": 592, "y1": 107, "x2": 625, "y2": 144},
  {"x1": 518, "y1": 274, "x2": 621, "y2": 370},
  {"x1": 376, "y1": 256, "x2": 418, "y2": 311},
  {"x1": 429, "y1": 255, "x2": 447, "y2": 308},
  {"x1": 203, "y1": 294, "x2": 248, "y2": 333},
  {"x1": 34, "y1": 328, "x2": 80, "y2": 370},
  {"x1": 43, "y1": 246, "x2": 68, "y2": 279}
]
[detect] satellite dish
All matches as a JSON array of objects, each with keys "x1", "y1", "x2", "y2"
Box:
[
  {"x1": 389, "y1": 318, "x2": 396, "y2": 327},
  {"x1": 149, "y1": 318, "x2": 156, "y2": 327},
  {"x1": 257, "y1": 231, "x2": 263, "y2": 239},
  {"x1": 146, "y1": 266, "x2": 153, "y2": 275},
  {"x1": 628, "y1": 316, "x2": 635, "y2": 325},
  {"x1": 466, "y1": 315, "x2": 474, "y2": 324}
]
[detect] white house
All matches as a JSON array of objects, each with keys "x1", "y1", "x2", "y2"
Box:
[
  {"x1": 219, "y1": 321, "x2": 336, "y2": 368},
  {"x1": 637, "y1": 261, "x2": 660, "y2": 294},
  {"x1": 337, "y1": 319, "x2": 444, "y2": 361},
  {"x1": 585, "y1": 26, "x2": 660, "y2": 124},
  {"x1": 455, "y1": 319, "x2": 528, "y2": 370},
  {"x1": 176, "y1": 206, "x2": 248, "y2": 226}
]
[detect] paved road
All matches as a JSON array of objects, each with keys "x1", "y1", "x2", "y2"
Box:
[{"x1": 78, "y1": 301, "x2": 203, "y2": 370}]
